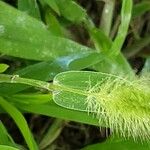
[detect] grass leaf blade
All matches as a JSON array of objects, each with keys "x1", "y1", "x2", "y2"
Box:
[
  {"x1": 0, "y1": 97, "x2": 38, "y2": 150},
  {"x1": 110, "y1": 0, "x2": 133, "y2": 55}
]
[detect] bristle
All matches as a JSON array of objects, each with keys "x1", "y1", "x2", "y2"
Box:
[{"x1": 86, "y1": 74, "x2": 150, "y2": 141}]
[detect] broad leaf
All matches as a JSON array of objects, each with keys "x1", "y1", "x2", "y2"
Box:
[
  {"x1": 53, "y1": 71, "x2": 118, "y2": 111},
  {"x1": 0, "y1": 1, "x2": 94, "y2": 61}
]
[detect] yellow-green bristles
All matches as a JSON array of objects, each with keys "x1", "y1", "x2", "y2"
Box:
[{"x1": 86, "y1": 74, "x2": 150, "y2": 141}]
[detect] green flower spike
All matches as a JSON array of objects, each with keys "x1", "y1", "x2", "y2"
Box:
[{"x1": 86, "y1": 73, "x2": 150, "y2": 141}]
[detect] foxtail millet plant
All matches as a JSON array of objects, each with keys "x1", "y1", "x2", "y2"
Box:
[{"x1": 0, "y1": 72, "x2": 150, "y2": 141}]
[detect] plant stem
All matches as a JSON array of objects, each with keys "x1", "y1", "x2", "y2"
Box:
[
  {"x1": 100, "y1": 0, "x2": 115, "y2": 36},
  {"x1": 0, "y1": 74, "x2": 88, "y2": 96},
  {"x1": 0, "y1": 74, "x2": 54, "y2": 91}
]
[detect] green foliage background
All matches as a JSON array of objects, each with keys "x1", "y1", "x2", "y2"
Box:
[{"x1": 0, "y1": 0, "x2": 150, "y2": 149}]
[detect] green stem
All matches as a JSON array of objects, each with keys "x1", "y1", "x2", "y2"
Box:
[
  {"x1": 0, "y1": 73, "x2": 133, "y2": 97},
  {"x1": 0, "y1": 74, "x2": 87, "y2": 96},
  {"x1": 100, "y1": 0, "x2": 115, "y2": 36},
  {"x1": 0, "y1": 74, "x2": 53, "y2": 91}
]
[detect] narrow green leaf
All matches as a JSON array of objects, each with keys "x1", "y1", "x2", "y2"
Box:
[
  {"x1": 56, "y1": 0, "x2": 87, "y2": 23},
  {"x1": 89, "y1": 27, "x2": 112, "y2": 52},
  {"x1": 110, "y1": 0, "x2": 133, "y2": 55},
  {"x1": 42, "y1": 0, "x2": 60, "y2": 15},
  {"x1": 7, "y1": 94, "x2": 98, "y2": 126},
  {"x1": 0, "y1": 145, "x2": 19, "y2": 150},
  {"x1": 142, "y1": 57, "x2": 150, "y2": 73},
  {"x1": 11, "y1": 94, "x2": 51, "y2": 104},
  {"x1": 92, "y1": 53, "x2": 134, "y2": 77},
  {"x1": 0, "y1": 64, "x2": 9, "y2": 73},
  {"x1": 18, "y1": 0, "x2": 41, "y2": 19},
  {"x1": 0, "y1": 123, "x2": 9, "y2": 145},
  {"x1": 0, "y1": 97, "x2": 38, "y2": 150},
  {"x1": 0, "y1": 122, "x2": 13, "y2": 145},
  {"x1": 45, "y1": 11, "x2": 63, "y2": 36},
  {"x1": 88, "y1": 30, "x2": 134, "y2": 76},
  {"x1": 0, "y1": 61, "x2": 55, "y2": 95},
  {"x1": 132, "y1": 1, "x2": 150, "y2": 18}
]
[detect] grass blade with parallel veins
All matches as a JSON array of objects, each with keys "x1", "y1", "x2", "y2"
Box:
[
  {"x1": 0, "y1": 97, "x2": 38, "y2": 150},
  {"x1": 6, "y1": 94, "x2": 99, "y2": 126},
  {"x1": 0, "y1": 145, "x2": 19, "y2": 150},
  {"x1": 110, "y1": 0, "x2": 133, "y2": 55}
]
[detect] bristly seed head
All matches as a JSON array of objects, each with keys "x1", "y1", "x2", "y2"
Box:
[{"x1": 86, "y1": 74, "x2": 150, "y2": 141}]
